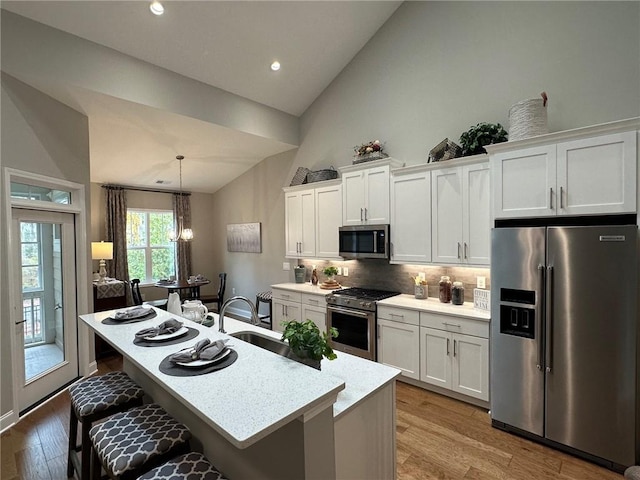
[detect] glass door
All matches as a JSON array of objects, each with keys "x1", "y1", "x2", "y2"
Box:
[{"x1": 12, "y1": 208, "x2": 78, "y2": 413}]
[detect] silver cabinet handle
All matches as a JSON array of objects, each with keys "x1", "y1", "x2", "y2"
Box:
[
  {"x1": 549, "y1": 187, "x2": 553, "y2": 209},
  {"x1": 373, "y1": 232, "x2": 377, "y2": 253},
  {"x1": 308, "y1": 298, "x2": 318, "y2": 304},
  {"x1": 560, "y1": 186, "x2": 564, "y2": 209},
  {"x1": 545, "y1": 265, "x2": 554, "y2": 373},
  {"x1": 282, "y1": 293, "x2": 290, "y2": 299},
  {"x1": 360, "y1": 208, "x2": 363, "y2": 222},
  {"x1": 364, "y1": 208, "x2": 368, "y2": 221},
  {"x1": 390, "y1": 313, "x2": 404, "y2": 319},
  {"x1": 453, "y1": 339, "x2": 457, "y2": 357},
  {"x1": 446, "y1": 338, "x2": 450, "y2": 355},
  {"x1": 443, "y1": 322, "x2": 461, "y2": 329},
  {"x1": 464, "y1": 242, "x2": 468, "y2": 259},
  {"x1": 536, "y1": 264, "x2": 545, "y2": 371},
  {"x1": 457, "y1": 242, "x2": 461, "y2": 259}
]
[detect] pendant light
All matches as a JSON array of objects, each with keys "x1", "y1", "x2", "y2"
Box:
[{"x1": 169, "y1": 155, "x2": 193, "y2": 242}]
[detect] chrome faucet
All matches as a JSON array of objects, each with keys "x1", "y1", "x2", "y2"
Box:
[{"x1": 218, "y1": 296, "x2": 261, "y2": 333}]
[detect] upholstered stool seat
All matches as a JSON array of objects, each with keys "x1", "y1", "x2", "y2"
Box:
[
  {"x1": 626, "y1": 466, "x2": 640, "y2": 480},
  {"x1": 256, "y1": 290, "x2": 272, "y2": 329},
  {"x1": 67, "y1": 371, "x2": 145, "y2": 480},
  {"x1": 89, "y1": 403, "x2": 191, "y2": 480},
  {"x1": 138, "y1": 452, "x2": 228, "y2": 480}
]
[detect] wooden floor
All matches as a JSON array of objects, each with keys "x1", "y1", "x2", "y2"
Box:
[{"x1": 1, "y1": 355, "x2": 624, "y2": 480}]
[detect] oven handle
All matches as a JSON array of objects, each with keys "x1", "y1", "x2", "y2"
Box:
[{"x1": 327, "y1": 305, "x2": 371, "y2": 319}]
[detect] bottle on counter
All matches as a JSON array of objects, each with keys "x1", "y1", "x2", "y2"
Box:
[
  {"x1": 452, "y1": 281, "x2": 465, "y2": 305},
  {"x1": 311, "y1": 268, "x2": 319, "y2": 286},
  {"x1": 439, "y1": 275, "x2": 452, "y2": 303}
]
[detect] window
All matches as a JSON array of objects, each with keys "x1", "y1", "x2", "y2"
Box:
[
  {"x1": 126, "y1": 209, "x2": 175, "y2": 283},
  {"x1": 21, "y1": 222, "x2": 42, "y2": 291}
]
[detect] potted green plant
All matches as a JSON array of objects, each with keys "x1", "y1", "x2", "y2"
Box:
[
  {"x1": 281, "y1": 320, "x2": 339, "y2": 370},
  {"x1": 459, "y1": 122, "x2": 508, "y2": 156},
  {"x1": 323, "y1": 266, "x2": 339, "y2": 282}
]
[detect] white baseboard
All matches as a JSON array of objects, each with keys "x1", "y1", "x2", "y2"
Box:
[{"x1": 0, "y1": 410, "x2": 18, "y2": 433}]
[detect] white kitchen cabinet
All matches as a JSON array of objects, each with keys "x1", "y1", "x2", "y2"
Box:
[
  {"x1": 489, "y1": 126, "x2": 637, "y2": 219},
  {"x1": 419, "y1": 312, "x2": 489, "y2": 402},
  {"x1": 431, "y1": 157, "x2": 490, "y2": 265},
  {"x1": 390, "y1": 167, "x2": 431, "y2": 264},
  {"x1": 314, "y1": 183, "x2": 342, "y2": 259},
  {"x1": 302, "y1": 305, "x2": 327, "y2": 334},
  {"x1": 285, "y1": 189, "x2": 316, "y2": 258},
  {"x1": 340, "y1": 158, "x2": 403, "y2": 226},
  {"x1": 272, "y1": 299, "x2": 301, "y2": 333},
  {"x1": 377, "y1": 305, "x2": 420, "y2": 380}
]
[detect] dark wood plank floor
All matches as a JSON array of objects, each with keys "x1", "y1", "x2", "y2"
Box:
[{"x1": 1, "y1": 355, "x2": 624, "y2": 479}]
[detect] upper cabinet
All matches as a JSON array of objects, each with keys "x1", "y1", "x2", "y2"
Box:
[
  {"x1": 487, "y1": 120, "x2": 639, "y2": 219},
  {"x1": 431, "y1": 157, "x2": 490, "y2": 265},
  {"x1": 340, "y1": 158, "x2": 404, "y2": 226},
  {"x1": 284, "y1": 179, "x2": 342, "y2": 260}
]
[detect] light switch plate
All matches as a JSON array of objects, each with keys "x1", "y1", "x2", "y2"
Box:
[
  {"x1": 477, "y1": 276, "x2": 486, "y2": 289},
  {"x1": 283, "y1": 262, "x2": 290, "y2": 271},
  {"x1": 343, "y1": 267, "x2": 349, "y2": 276},
  {"x1": 418, "y1": 272, "x2": 426, "y2": 281},
  {"x1": 336, "y1": 267, "x2": 342, "y2": 275}
]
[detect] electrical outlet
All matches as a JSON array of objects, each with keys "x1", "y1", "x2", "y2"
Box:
[
  {"x1": 343, "y1": 267, "x2": 349, "y2": 276},
  {"x1": 283, "y1": 262, "x2": 290, "y2": 271},
  {"x1": 232, "y1": 287, "x2": 236, "y2": 295},
  {"x1": 477, "y1": 276, "x2": 486, "y2": 289},
  {"x1": 418, "y1": 272, "x2": 426, "y2": 282},
  {"x1": 336, "y1": 267, "x2": 342, "y2": 275}
]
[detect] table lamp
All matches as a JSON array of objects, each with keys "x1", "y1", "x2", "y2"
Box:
[{"x1": 91, "y1": 241, "x2": 113, "y2": 284}]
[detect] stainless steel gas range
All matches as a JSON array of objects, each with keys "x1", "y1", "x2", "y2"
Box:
[{"x1": 325, "y1": 287, "x2": 400, "y2": 361}]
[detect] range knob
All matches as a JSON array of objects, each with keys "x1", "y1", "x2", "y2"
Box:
[{"x1": 360, "y1": 301, "x2": 372, "y2": 308}]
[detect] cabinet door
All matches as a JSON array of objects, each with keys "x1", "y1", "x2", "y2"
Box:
[
  {"x1": 300, "y1": 190, "x2": 316, "y2": 257},
  {"x1": 302, "y1": 304, "x2": 327, "y2": 334},
  {"x1": 451, "y1": 334, "x2": 489, "y2": 401},
  {"x1": 491, "y1": 145, "x2": 557, "y2": 218},
  {"x1": 378, "y1": 319, "x2": 420, "y2": 380},
  {"x1": 431, "y1": 168, "x2": 463, "y2": 263},
  {"x1": 557, "y1": 131, "x2": 637, "y2": 215},
  {"x1": 462, "y1": 163, "x2": 491, "y2": 265},
  {"x1": 390, "y1": 170, "x2": 431, "y2": 264},
  {"x1": 285, "y1": 192, "x2": 302, "y2": 257},
  {"x1": 364, "y1": 166, "x2": 390, "y2": 223},
  {"x1": 272, "y1": 299, "x2": 301, "y2": 333},
  {"x1": 419, "y1": 327, "x2": 451, "y2": 388},
  {"x1": 342, "y1": 171, "x2": 366, "y2": 225},
  {"x1": 315, "y1": 184, "x2": 342, "y2": 258}
]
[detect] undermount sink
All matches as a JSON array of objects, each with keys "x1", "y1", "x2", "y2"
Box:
[{"x1": 230, "y1": 330, "x2": 291, "y2": 357}]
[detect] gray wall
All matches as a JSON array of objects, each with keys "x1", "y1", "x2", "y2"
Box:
[
  {"x1": 1, "y1": 73, "x2": 91, "y2": 417},
  {"x1": 211, "y1": 1, "x2": 640, "y2": 312}
]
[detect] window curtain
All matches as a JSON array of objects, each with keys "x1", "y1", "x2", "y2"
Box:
[
  {"x1": 173, "y1": 192, "x2": 193, "y2": 281},
  {"x1": 104, "y1": 186, "x2": 130, "y2": 283}
]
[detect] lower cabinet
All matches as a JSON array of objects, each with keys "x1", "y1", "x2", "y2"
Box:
[
  {"x1": 377, "y1": 305, "x2": 420, "y2": 380},
  {"x1": 272, "y1": 298, "x2": 300, "y2": 333},
  {"x1": 271, "y1": 288, "x2": 327, "y2": 333}
]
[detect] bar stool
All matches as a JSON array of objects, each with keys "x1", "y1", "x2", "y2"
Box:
[
  {"x1": 138, "y1": 452, "x2": 228, "y2": 480},
  {"x1": 255, "y1": 290, "x2": 272, "y2": 328},
  {"x1": 89, "y1": 403, "x2": 191, "y2": 480},
  {"x1": 67, "y1": 371, "x2": 145, "y2": 480}
]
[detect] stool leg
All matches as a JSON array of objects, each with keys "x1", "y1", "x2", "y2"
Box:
[
  {"x1": 67, "y1": 405, "x2": 77, "y2": 477},
  {"x1": 268, "y1": 300, "x2": 272, "y2": 329},
  {"x1": 90, "y1": 443, "x2": 101, "y2": 480},
  {"x1": 81, "y1": 420, "x2": 92, "y2": 480}
]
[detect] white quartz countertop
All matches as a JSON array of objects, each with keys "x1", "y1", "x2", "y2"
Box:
[
  {"x1": 271, "y1": 282, "x2": 340, "y2": 295},
  {"x1": 378, "y1": 294, "x2": 491, "y2": 321},
  {"x1": 80, "y1": 307, "x2": 399, "y2": 447}
]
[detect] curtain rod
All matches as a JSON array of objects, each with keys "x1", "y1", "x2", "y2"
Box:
[{"x1": 101, "y1": 184, "x2": 191, "y2": 196}]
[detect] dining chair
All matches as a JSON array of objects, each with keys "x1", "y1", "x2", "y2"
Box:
[
  {"x1": 130, "y1": 278, "x2": 168, "y2": 310},
  {"x1": 200, "y1": 273, "x2": 227, "y2": 313}
]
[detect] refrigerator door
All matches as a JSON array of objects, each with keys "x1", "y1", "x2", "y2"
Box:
[
  {"x1": 546, "y1": 225, "x2": 637, "y2": 465},
  {"x1": 491, "y1": 227, "x2": 546, "y2": 436}
]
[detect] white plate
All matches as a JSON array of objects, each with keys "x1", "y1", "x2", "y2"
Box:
[
  {"x1": 176, "y1": 348, "x2": 231, "y2": 367},
  {"x1": 114, "y1": 307, "x2": 153, "y2": 320},
  {"x1": 146, "y1": 326, "x2": 188, "y2": 342}
]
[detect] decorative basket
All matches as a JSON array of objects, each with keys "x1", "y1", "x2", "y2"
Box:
[
  {"x1": 306, "y1": 167, "x2": 338, "y2": 183},
  {"x1": 509, "y1": 92, "x2": 549, "y2": 141},
  {"x1": 289, "y1": 167, "x2": 311, "y2": 186},
  {"x1": 428, "y1": 138, "x2": 462, "y2": 163},
  {"x1": 353, "y1": 151, "x2": 389, "y2": 164}
]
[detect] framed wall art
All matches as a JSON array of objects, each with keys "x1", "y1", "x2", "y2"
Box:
[{"x1": 226, "y1": 222, "x2": 262, "y2": 253}]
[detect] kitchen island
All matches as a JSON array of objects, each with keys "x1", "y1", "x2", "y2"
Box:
[{"x1": 79, "y1": 308, "x2": 400, "y2": 479}]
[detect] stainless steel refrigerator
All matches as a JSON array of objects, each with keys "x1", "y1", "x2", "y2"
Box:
[{"x1": 491, "y1": 224, "x2": 639, "y2": 469}]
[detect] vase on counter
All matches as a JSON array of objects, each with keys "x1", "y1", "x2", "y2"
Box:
[
  {"x1": 415, "y1": 284, "x2": 427, "y2": 299},
  {"x1": 311, "y1": 269, "x2": 318, "y2": 285}
]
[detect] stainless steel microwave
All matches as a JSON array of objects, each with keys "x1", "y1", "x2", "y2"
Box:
[{"x1": 339, "y1": 224, "x2": 389, "y2": 259}]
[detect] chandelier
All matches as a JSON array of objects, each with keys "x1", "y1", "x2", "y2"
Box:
[{"x1": 169, "y1": 155, "x2": 194, "y2": 242}]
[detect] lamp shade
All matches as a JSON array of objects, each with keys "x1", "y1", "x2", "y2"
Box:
[{"x1": 91, "y1": 241, "x2": 113, "y2": 260}]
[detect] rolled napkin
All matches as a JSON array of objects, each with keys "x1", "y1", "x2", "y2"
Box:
[
  {"x1": 135, "y1": 319, "x2": 183, "y2": 340},
  {"x1": 198, "y1": 339, "x2": 229, "y2": 360},
  {"x1": 169, "y1": 338, "x2": 211, "y2": 363},
  {"x1": 114, "y1": 306, "x2": 152, "y2": 320}
]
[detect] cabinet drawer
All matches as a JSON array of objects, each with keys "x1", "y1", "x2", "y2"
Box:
[
  {"x1": 272, "y1": 289, "x2": 302, "y2": 303},
  {"x1": 420, "y1": 312, "x2": 488, "y2": 338},
  {"x1": 302, "y1": 293, "x2": 327, "y2": 308},
  {"x1": 378, "y1": 306, "x2": 419, "y2": 326}
]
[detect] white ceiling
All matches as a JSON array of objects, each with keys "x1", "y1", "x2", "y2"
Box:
[{"x1": 1, "y1": 1, "x2": 401, "y2": 193}]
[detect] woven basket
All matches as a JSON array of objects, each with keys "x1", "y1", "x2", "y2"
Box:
[
  {"x1": 428, "y1": 138, "x2": 462, "y2": 163},
  {"x1": 509, "y1": 93, "x2": 548, "y2": 141},
  {"x1": 306, "y1": 167, "x2": 338, "y2": 183},
  {"x1": 290, "y1": 167, "x2": 310, "y2": 186}
]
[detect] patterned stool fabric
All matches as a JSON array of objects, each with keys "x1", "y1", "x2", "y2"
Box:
[
  {"x1": 626, "y1": 466, "x2": 640, "y2": 480},
  {"x1": 67, "y1": 371, "x2": 145, "y2": 480},
  {"x1": 90, "y1": 403, "x2": 191, "y2": 479},
  {"x1": 256, "y1": 291, "x2": 272, "y2": 302},
  {"x1": 138, "y1": 452, "x2": 228, "y2": 480},
  {"x1": 70, "y1": 371, "x2": 144, "y2": 417}
]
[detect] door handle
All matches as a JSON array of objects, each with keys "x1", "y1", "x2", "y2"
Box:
[
  {"x1": 446, "y1": 338, "x2": 450, "y2": 355},
  {"x1": 545, "y1": 265, "x2": 554, "y2": 373},
  {"x1": 549, "y1": 187, "x2": 554, "y2": 210},
  {"x1": 464, "y1": 242, "x2": 468, "y2": 259},
  {"x1": 15, "y1": 319, "x2": 27, "y2": 325},
  {"x1": 364, "y1": 208, "x2": 368, "y2": 221},
  {"x1": 457, "y1": 242, "x2": 461, "y2": 259},
  {"x1": 453, "y1": 339, "x2": 457, "y2": 357},
  {"x1": 560, "y1": 186, "x2": 564, "y2": 209},
  {"x1": 55, "y1": 303, "x2": 63, "y2": 310},
  {"x1": 536, "y1": 264, "x2": 545, "y2": 371},
  {"x1": 360, "y1": 208, "x2": 363, "y2": 222}
]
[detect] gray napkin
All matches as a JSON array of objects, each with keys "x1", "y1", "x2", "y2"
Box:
[
  {"x1": 114, "y1": 306, "x2": 152, "y2": 320},
  {"x1": 199, "y1": 339, "x2": 229, "y2": 360},
  {"x1": 135, "y1": 319, "x2": 183, "y2": 340},
  {"x1": 169, "y1": 339, "x2": 211, "y2": 363}
]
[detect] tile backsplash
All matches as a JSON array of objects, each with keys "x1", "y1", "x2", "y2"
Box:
[{"x1": 294, "y1": 259, "x2": 490, "y2": 303}]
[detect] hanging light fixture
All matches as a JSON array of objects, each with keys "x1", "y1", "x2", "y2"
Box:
[{"x1": 169, "y1": 155, "x2": 194, "y2": 242}]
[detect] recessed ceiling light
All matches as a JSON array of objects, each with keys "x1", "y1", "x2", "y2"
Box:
[
  {"x1": 150, "y1": 1, "x2": 164, "y2": 16},
  {"x1": 270, "y1": 61, "x2": 281, "y2": 72}
]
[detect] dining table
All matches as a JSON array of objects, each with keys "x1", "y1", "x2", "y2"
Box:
[{"x1": 155, "y1": 279, "x2": 210, "y2": 300}]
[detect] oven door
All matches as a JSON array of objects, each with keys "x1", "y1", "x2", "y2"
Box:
[{"x1": 327, "y1": 305, "x2": 376, "y2": 361}]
